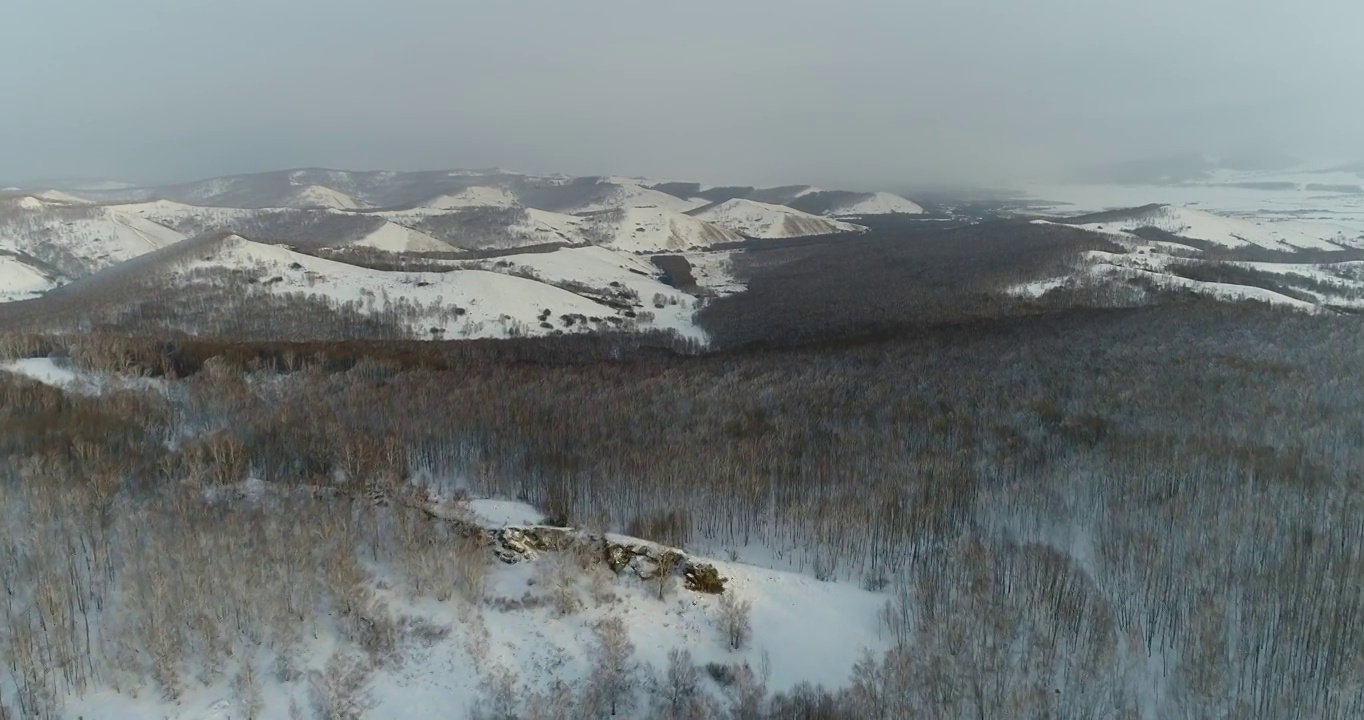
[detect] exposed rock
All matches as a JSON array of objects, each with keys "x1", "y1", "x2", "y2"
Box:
[
  {"x1": 489, "y1": 525, "x2": 727, "y2": 594},
  {"x1": 397, "y1": 492, "x2": 730, "y2": 594}
]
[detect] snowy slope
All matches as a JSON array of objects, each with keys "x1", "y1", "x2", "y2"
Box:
[
  {"x1": 36, "y1": 189, "x2": 93, "y2": 205},
  {"x1": 424, "y1": 186, "x2": 520, "y2": 210},
  {"x1": 694, "y1": 199, "x2": 865, "y2": 239},
  {"x1": 351, "y1": 222, "x2": 456, "y2": 252},
  {"x1": 0, "y1": 254, "x2": 60, "y2": 301},
  {"x1": 176, "y1": 236, "x2": 662, "y2": 338},
  {"x1": 0, "y1": 203, "x2": 187, "y2": 276},
  {"x1": 113, "y1": 199, "x2": 259, "y2": 229},
  {"x1": 464, "y1": 246, "x2": 706, "y2": 339},
  {"x1": 571, "y1": 181, "x2": 710, "y2": 214},
  {"x1": 826, "y1": 191, "x2": 925, "y2": 216},
  {"x1": 1072, "y1": 204, "x2": 1362, "y2": 251},
  {"x1": 278, "y1": 185, "x2": 361, "y2": 210},
  {"x1": 63, "y1": 498, "x2": 891, "y2": 720},
  {"x1": 517, "y1": 209, "x2": 591, "y2": 245},
  {"x1": 593, "y1": 206, "x2": 743, "y2": 252}
]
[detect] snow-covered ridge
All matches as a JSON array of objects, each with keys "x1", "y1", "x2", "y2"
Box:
[
  {"x1": 173, "y1": 236, "x2": 704, "y2": 340},
  {"x1": 826, "y1": 191, "x2": 925, "y2": 217},
  {"x1": 571, "y1": 181, "x2": 710, "y2": 214},
  {"x1": 0, "y1": 203, "x2": 187, "y2": 281},
  {"x1": 592, "y1": 206, "x2": 742, "y2": 252},
  {"x1": 694, "y1": 199, "x2": 865, "y2": 239},
  {"x1": 0, "y1": 254, "x2": 61, "y2": 301},
  {"x1": 423, "y1": 186, "x2": 520, "y2": 210},
  {"x1": 278, "y1": 185, "x2": 360, "y2": 210},
  {"x1": 1070, "y1": 204, "x2": 1363, "y2": 251}
]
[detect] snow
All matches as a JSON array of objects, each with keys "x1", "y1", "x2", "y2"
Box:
[
  {"x1": 423, "y1": 186, "x2": 520, "y2": 210},
  {"x1": 351, "y1": 222, "x2": 455, "y2": 252},
  {"x1": 0, "y1": 206, "x2": 187, "y2": 275},
  {"x1": 60, "y1": 499, "x2": 892, "y2": 720},
  {"x1": 16, "y1": 196, "x2": 43, "y2": 210},
  {"x1": 1073, "y1": 205, "x2": 1362, "y2": 251},
  {"x1": 178, "y1": 236, "x2": 658, "y2": 339},
  {"x1": 0, "y1": 357, "x2": 163, "y2": 395},
  {"x1": 827, "y1": 191, "x2": 925, "y2": 216},
  {"x1": 1025, "y1": 183, "x2": 1364, "y2": 234},
  {"x1": 594, "y1": 206, "x2": 742, "y2": 252},
  {"x1": 462, "y1": 245, "x2": 707, "y2": 340},
  {"x1": 468, "y1": 499, "x2": 546, "y2": 526},
  {"x1": 36, "y1": 189, "x2": 92, "y2": 204},
  {"x1": 694, "y1": 199, "x2": 865, "y2": 239},
  {"x1": 1, "y1": 357, "x2": 82, "y2": 388},
  {"x1": 0, "y1": 255, "x2": 58, "y2": 301},
  {"x1": 572, "y1": 181, "x2": 710, "y2": 214},
  {"x1": 280, "y1": 185, "x2": 360, "y2": 210},
  {"x1": 113, "y1": 199, "x2": 257, "y2": 226},
  {"x1": 685, "y1": 250, "x2": 746, "y2": 295},
  {"x1": 1005, "y1": 240, "x2": 1355, "y2": 312},
  {"x1": 519, "y1": 208, "x2": 590, "y2": 245},
  {"x1": 1007, "y1": 276, "x2": 1071, "y2": 298}
]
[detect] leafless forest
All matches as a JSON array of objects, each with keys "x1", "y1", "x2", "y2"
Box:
[{"x1": 2, "y1": 223, "x2": 1363, "y2": 718}]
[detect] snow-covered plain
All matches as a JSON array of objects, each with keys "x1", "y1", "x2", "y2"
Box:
[
  {"x1": 1026, "y1": 182, "x2": 1364, "y2": 232},
  {"x1": 279, "y1": 184, "x2": 362, "y2": 210},
  {"x1": 1071, "y1": 204, "x2": 1363, "y2": 251}
]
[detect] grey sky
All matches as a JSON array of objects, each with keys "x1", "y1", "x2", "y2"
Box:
[{"x1": 3, "y1": 0, "x2": 1361, "y2": 189}]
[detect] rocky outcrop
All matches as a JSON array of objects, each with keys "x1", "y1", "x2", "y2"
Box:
[{"x1": 489, "y1": 525, "x2": 728, "y2": 594}]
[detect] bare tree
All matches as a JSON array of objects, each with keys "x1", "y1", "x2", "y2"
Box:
[
  {"x1": 308, "y1": 651, "x2": 376, "y2": 720},
  {"x1": 715, "y1": 591, "x2": 752, "y2": 651},
  {"x1": 583, "y1": 617, "x2": 637, "y2": 718}
]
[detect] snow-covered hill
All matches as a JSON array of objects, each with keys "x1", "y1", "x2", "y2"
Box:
[
  {"x1": 825, "y1": 191, "x2": 925, "y2": 217},
  {"x1": 423, "y1": 186, "x2": 520, "y2": 210},
  {"x1": 172, "y1": 236, "x2": 681, "y2": 339},
  {"x1": 0, "y1": 198, "x2": 187, "y2": 279},
  {"x1": 351, "y1": 222, "x2": 455, "y2": 252},
  {"x1": 459, "y1": 246, "x2": 710, "y2": 337},
  {"x1": 36, "y1": 189, "x2": 94, "y2": 205},
  {"x1": 568, "y1": 181, "x2": 709, "y2": 214},
  {"x1": 693, "y1": 199, "x2": 865, "y2": 239},
  {"x1": 278, "y1": 184, "x2": 361, "y2": 210},
  {"x1": 0, "y1": 252, "x2": 62, "y2": 301},
  {"x1": 1068, "y1": 204, "x2": 1363, "y2": 251},
  {"x1": 590, "y1": 207, "x2": 743, "y2": 252}
]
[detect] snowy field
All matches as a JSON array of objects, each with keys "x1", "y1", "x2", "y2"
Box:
[{"x1": 1025, "y1": 182, "x2": 1364, "y2": 231}]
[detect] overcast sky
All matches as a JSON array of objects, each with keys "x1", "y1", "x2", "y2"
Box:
[{"x1": 3, "y1": 0, "x2": 1361, "y2": 189}]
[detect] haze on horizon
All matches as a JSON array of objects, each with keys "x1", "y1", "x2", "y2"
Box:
[{"x1": 3, "y1": 0, "x2": 1361, "y2": 191}]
